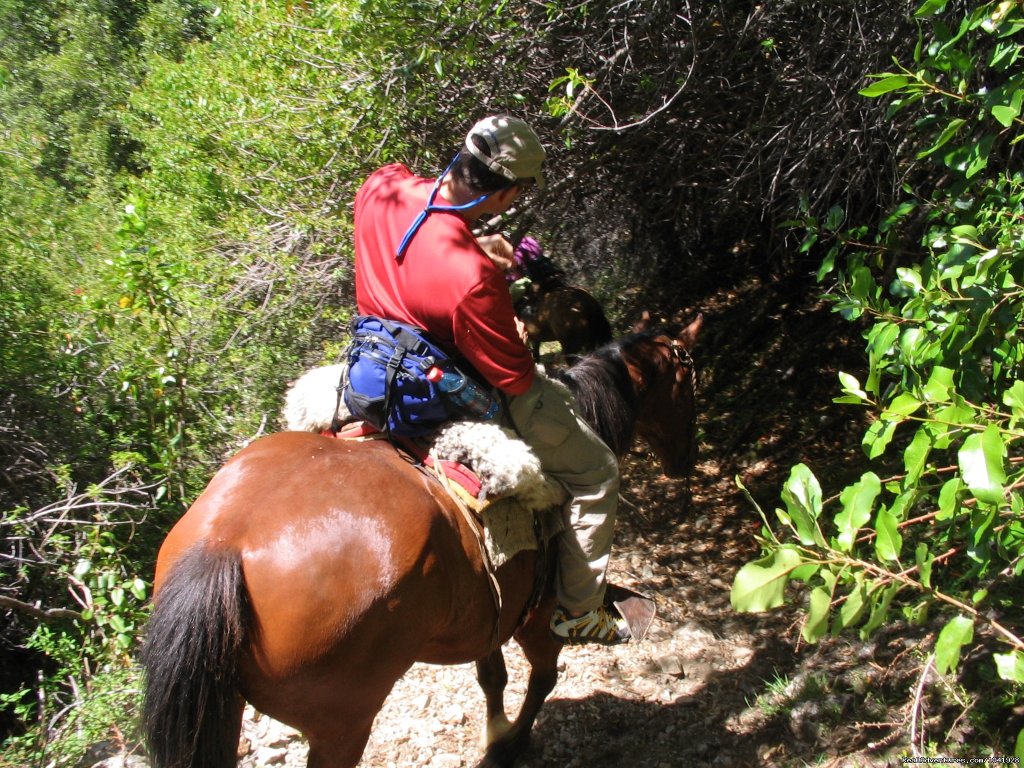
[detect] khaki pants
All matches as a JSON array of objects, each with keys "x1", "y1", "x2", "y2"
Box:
[{"x1": 504, "y1": 374, "x2": 620, "y2": 613}]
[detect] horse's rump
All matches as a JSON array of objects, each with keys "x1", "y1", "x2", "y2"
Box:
[{"x1": 151, "y1": 433, "x2": 539, "y2": 673}]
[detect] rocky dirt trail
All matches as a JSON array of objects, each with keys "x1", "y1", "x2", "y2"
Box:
[{"x1": 92, "y1": 277, "x2": 983, "y2": 768}]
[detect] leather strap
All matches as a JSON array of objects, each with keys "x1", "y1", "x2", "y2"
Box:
[{"x1": 429, "y1": 454, "x2": 503, "y2": 650}]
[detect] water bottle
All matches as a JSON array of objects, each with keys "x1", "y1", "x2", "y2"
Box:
[{"x1": 426, "y1": 365, "x2": 500, "y2": 421}]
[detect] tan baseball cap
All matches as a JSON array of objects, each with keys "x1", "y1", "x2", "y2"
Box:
[{"x1": 465, "y1": 116, "x2": 546, "y2": 189}]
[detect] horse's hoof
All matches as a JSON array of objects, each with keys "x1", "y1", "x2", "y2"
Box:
[
  {"x1": 475, "y1": 735, "x2": 530, "y2": 768},
  {"x1": 473, "y1": 758, "x2": 515, "y2": 768},
  {"x1": 480, "y1": 713, "x2": 512, "y2": 750}
]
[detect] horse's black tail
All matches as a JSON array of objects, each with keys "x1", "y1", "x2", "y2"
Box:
[{"x1": 141, "y1": 545, "x2": 250, "y2": 768}]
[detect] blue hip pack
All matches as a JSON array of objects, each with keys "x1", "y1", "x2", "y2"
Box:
[{"x1": 342, "y1": 315, "x2": 452, "y2": 437}]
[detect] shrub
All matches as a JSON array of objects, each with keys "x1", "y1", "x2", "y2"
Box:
[{"x1": 731, "y1": 0, "x2": 1024, "y2": 758}]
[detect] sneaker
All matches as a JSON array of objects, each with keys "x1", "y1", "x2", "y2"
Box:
[{"x1": 550, "y1": 604, "x2": 630, "y2": 645}]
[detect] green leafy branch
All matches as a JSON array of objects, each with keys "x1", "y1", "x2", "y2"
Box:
[
  {"x1": 546, "y1": 67, "x2": 597, "y2": 120},
  {"x1": 734, "y1": 3, "x2": 1024, "y2": 754},
  {"x1": 732, "y1": 456, "x2": 1023, "y2": 667}
]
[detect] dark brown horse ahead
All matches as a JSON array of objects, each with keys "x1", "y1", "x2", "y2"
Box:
[
  {"x1": 518, "y1": 283, "x2": 613, "y2": 360},
  {"x1": 141, "y1": 314, "x2": 702, "y2": 768}
]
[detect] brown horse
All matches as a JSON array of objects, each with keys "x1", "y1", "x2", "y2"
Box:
[
  {"x1": 517, "y1": 283, "x2": 612, "y2": 361},
  {"x1": 141, "y1": 314, "x2": 702, "y2": 768}
]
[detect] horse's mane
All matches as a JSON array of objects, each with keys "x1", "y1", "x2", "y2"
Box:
[{"x1": 550, "y1": 337, "x2": 640, "y2": 458}]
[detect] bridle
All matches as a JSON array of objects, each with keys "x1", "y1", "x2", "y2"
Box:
[
  {"x1": 665, "y1": 336, "x2": 699, "y2": 487},
  {"x1": 668, "y1": 338, "x2": 698, "y2": 398}
]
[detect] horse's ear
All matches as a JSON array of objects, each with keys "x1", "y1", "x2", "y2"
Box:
[
  {"x1": 634, "y1": 310, "x2": 653, "y2": 332},
  {"x1": 677, "y1": 313, "x2": 703, "y2": 348}
]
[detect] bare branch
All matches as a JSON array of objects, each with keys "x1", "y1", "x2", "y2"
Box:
[{"x1": 0, "y1": 595, "x2": 82, "y2": 623}]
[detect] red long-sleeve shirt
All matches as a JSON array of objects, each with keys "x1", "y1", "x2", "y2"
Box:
[{"x1": 353, "y1": 164, "x2": 536, "y2": 396}]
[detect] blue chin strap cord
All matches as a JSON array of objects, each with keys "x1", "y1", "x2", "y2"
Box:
[{"x1": 395, "y1": 152, "x2": 491, "y2": 261}]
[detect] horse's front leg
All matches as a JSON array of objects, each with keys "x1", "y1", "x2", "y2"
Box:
[
  {"x1": 476, "y1": 648, "x2": 512, "y2": 749},
  {"x1": 476, "y1": 602, "x2": 562, "y2": 768}
]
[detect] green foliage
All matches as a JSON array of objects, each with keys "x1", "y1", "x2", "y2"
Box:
[
  {"x1": 79, "y1": 198, "x2": 195, "y2": 496},
  {"x1": 748, "y1": 670, "x2": 839, "y2": 722},
  {"x1": 0, "y1": 664, "x2": 141, "y2": 768},
  {"x1": 63, "y1": 501, "x2": 152, "y2": 657},
  {"x1": 1, "y1": 0, "x2": 133, "y2": 194},
  {"x1": 104, "y1": 0, "x2": 533, "y2": 494},
  {"x1": 733, "y1": 0, "x2": 1024, "y2": 754},
  {"x1": 0, "y1": 474, "x2": 153, "y2": 766},
  {"x1": 546, "y1": 67, "x2": 592, "y2": 118},
  {"x1": 1, "y1": 1, "x2": 535, "y2": 760}
]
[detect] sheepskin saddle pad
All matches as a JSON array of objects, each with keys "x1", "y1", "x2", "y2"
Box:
[{"x1": 283, "y1": 364, "x2": 566, "y2": 568}]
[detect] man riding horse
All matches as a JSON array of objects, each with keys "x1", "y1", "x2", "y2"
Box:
[{"x1": 352, "y1": 115, "x2": 629, "y2": 644}]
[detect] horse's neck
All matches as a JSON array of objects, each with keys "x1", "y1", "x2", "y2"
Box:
[{"x1": 555, "y1": 354, "x2": 636, "y2": 458}]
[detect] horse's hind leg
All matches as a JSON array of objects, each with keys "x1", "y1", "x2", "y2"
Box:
[
  {"x1": 476, "y1": 649, "x2": 512, "y2": 749},
  {"x1": 306, "y1": 718, "x2": 374, "y2": 768},
  {"x1": 476, "y1": 606, "x2": 562, "y2": 768},
  {"x1": 274, "y1": 664, "x2": 407, "y2": 768}
]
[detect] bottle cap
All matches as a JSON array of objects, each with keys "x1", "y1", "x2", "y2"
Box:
[{"x1": 425, "y1": 366, "x2": 442, "y2": 383}]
